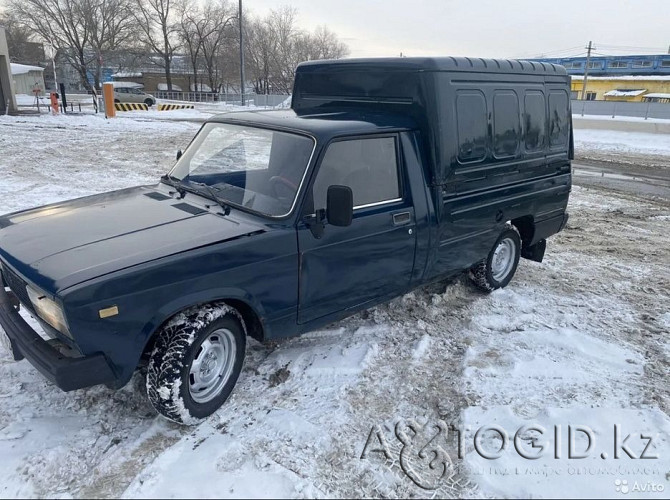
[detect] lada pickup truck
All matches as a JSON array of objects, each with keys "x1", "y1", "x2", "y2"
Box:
[{"x1": 0, "y1": 57, "x2": 572, "y2": 424}]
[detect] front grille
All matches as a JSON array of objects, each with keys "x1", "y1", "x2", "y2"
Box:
[{"x1": 1, "y1": 264, "x2": 33, "y2": 311}]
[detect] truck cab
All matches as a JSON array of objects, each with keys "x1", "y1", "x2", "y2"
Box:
[{"x1": 0, "y1": 57, "x2": 571, "y2": 424}]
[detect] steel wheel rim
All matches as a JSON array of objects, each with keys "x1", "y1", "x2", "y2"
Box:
[
  {"x1": 491, "y1": 237, "x2": 516, "y2": 282},
  {"x1": 188, "y1": 328, "x2": 236, "y2": 404}
]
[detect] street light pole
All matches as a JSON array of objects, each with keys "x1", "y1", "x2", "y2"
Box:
[
  {"x1": 239, "y1": 0, "x2": 245, "y2": 106},
  {"x1": 50, "y1": 42, "x2": 58, "y2": 91}
]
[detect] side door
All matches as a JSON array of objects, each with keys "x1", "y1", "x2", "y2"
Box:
[
  {"x1": 297, "y1": 135, "x2": 417, "y2": 324},
  {"x1": 129, "y1": 88, "x2": 144, "y2": 103}
]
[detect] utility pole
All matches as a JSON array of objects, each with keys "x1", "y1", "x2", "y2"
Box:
[
  {"x1": 581, "y1": 41, "x2": 594, "y2": 101},
  {"x1": 239, "y1": 0, "x2": 245, "y2": 106}
]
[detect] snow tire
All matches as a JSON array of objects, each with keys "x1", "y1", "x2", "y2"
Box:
[
  {"x1": 469, "y1": 224, "x2": 521, "y2": 292},
  {"x1": 146, "y1": 303, "x2": 246, "y2": 425}
]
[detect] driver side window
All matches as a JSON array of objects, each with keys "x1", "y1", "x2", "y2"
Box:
[{"x1": 312, "y1": 136, "x2": 401, "y2": 210}]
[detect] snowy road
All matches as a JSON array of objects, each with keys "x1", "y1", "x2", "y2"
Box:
[{"x1": 0, "y1": 113, "x2": 668, "y2": 498}]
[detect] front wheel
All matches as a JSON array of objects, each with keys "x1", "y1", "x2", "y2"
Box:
[
  {"x1": 144, "y1": 98, "x2": 154, "y2": 107},
  {"x1": 146, "y1": 303, "x2": 246, "y2": 425},
  {"x1": 469, "y1": 224, "x2": 521, "y2": 292}
]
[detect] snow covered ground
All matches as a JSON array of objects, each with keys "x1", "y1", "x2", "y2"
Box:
[
  {"x1": 573, "y1": 114, "x2": 670, "y2": 124},
  {"x1": 575, "y1": 129, "x2": 670, "y2": 160},
  {"x1": 0, "y1": 113, "x2": 668, "y2": 498}
]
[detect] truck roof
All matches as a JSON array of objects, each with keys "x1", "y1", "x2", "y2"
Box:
[
  {"x1": 291, "y1": 56, "x2": 571, "y2": 185},
  {"x1": 297, "y1": 56, "x2": 567, "y2": 76},
  {"x1": 209, "y1": 109, "x2": 418, "y2": 141}
]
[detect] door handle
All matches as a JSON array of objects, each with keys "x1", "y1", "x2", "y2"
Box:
[{"x1": 392, "y1": 211, "x2": 411, "y2": 225}]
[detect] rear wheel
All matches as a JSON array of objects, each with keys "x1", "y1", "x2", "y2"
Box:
[
  {"x1": 146, "y1": 303, "x2": 246, "y2": 425},
  {"x1": 469, "y1": 224, "x2": 521, "y2": 292}
]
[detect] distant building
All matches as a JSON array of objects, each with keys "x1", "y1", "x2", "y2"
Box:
[
  {"x1": 529, "y1": 54, "x2": 670, "y2": 101},
  {"x1": 530, "y1": 54, "x2": 670, "y2": 77},
  {"x1": 10, "y1": 63, "x2": 45, "y2": 95},
  {"x1": 112, "y1": 70, "x2": 194, "y2": 94},
  {"x1": 569, "y1": 75, "x2": 670, "y2": 102}
]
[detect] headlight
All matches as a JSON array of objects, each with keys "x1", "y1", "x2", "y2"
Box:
[{"x1": 26, "y1": 286, "x2": 71, "y2": 338}]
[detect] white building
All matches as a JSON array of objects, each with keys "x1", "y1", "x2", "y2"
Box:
[{"x1": 10, "y1": 63, "x2": 46, "y2": 95}]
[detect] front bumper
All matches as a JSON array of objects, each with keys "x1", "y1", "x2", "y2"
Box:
[{"x1": 0, "y1": 281, "x2": 117, "y2": 391}]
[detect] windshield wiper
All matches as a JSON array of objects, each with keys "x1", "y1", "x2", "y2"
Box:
[
  {"x1": 189, "y1": 181, "x2": 233, "y2": 216},
  {"x1": 160, "y1": 174, "x2": 187, "y2": 198}
]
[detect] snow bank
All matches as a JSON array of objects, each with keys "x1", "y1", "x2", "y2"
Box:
[
  {"x1": 573, "y1": 114, "x2": 670, "y2": 124},
  {"x1": 574, "y1": 128, "x2": 670, "y2": 157}
]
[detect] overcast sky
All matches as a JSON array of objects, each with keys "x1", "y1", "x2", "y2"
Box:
[{"x1": 248, "y1": 0, "x2": 669, "y2": 59}]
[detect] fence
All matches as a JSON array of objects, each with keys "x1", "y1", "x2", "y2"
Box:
[
  {"x1": 154, "y1": 91, "x2": 289, "y2": 108},
  {"x1": 571, "y1": 100, "x2": 670, "y2": 120}
]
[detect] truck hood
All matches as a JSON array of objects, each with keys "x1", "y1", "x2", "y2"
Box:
[{"x1": 0, "y1": 185, "x2": 265, "y2": 292}]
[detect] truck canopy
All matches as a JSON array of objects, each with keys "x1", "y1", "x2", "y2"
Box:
[{"x1": 292, "y1": 57, "x2": 569, "y2": 185}]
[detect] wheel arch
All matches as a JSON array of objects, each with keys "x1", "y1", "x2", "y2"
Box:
[
  {"x1": 139, "y1": 289, "x2": 266, "y2": 359},
  {"x1": 510, "y1": 215, "x2": 535, "y2": 248}
]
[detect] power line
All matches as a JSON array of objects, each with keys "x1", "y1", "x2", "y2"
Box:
[
  {"x1": 512, "y1": 45, "x2": 585, "y2": 59},
  {"x1": 593, "y1": 43, "x2": 667, "y2": 54},
  {"x1": 537, "y1": 45, "x2": 585, "y2": 56},
  {"x1": 511, "y1": 42, "x2": 668, "y2": 61},
  {"x1": 596, "y1": 43, "x2": 666, "y2": 50},
  {"x1": 538, "y1": 52, "x2": 587, "y2": 59}
]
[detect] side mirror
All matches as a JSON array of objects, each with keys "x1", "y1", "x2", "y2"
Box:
[
  {"x1": 176, "y1": 150, "x2": 183, "y2": 160},
  {"x1": 326, "y1": 185, "x2": 353, "y2": 227}
]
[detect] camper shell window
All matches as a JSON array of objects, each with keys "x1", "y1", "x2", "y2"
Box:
[
  {"x1": 524, "y1": 91, "x2": 546, "y2": 151},
  {"x1": 456, "y1": 92, "x2": 488, "y2": 163},
  {"x1": 548, "y1": 91, "x2": 569, "y2": 148},
  {"x1": 493, "y1": 91, "x2": 521, "y2": 158}
]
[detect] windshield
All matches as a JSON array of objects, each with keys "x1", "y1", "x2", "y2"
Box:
[{"x1": 167, "y1": 123, "x2": 315, "y2": 217}]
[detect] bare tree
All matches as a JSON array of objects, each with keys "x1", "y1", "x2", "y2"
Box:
[
  {"x1": 8, "y1": 0, "x2": 349, "y2": 99},
  {"x1": 0, "y1": 10, "x2": 44, "y2": 64},
  {"x1": 10, "y1": 0, "x2": 96, "y2": 94},
  {"x1": 244, "y1": 12, "x2": 276, "y2": 94},
  {"x1": 132, "y1": 0, "x2": 179, "y2": 90},
  {"x1": 175, "y1": 0, "x2": 236, "y2": 93},
  {"x1": 9, "y1": 0, "x2": 136, "y2": 101},
  {"x1": 199, "y1": 0, "x2": 236, "y2": 92},
  {"x1": 244, "y1": 7, "x2": 349, "y2": 95},
  {"x1": 305, "y1": 25, "x2": 349, "y2": 60},
  {"x1": 85, "y1": 0, "x2": 135, "y2": 89},
  {"x1": 176, "y1": 0, "x2": 203, "y2": 90},
  {"x1": 215, "y1": 25, "x2": 242, "y2": 93},
  {"x1": 267, "y1": 6, "x2": 301, "y2": 94}
]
